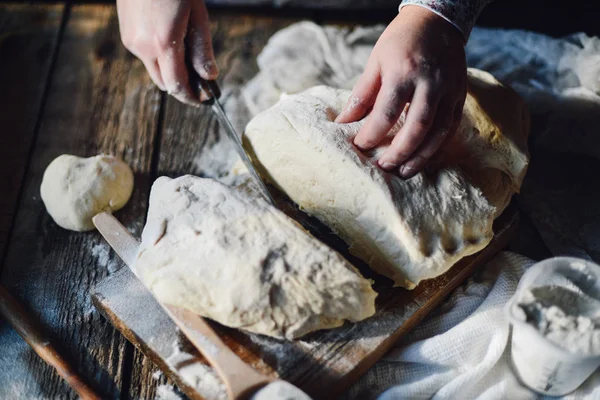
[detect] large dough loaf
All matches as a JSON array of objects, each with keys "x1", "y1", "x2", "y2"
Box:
[
  {"x1": 244, "y1": 68, "x2": 530, "y2": 288},
  {"x1": 134, "y1": 175, "x2": 377, "y2": 339}
]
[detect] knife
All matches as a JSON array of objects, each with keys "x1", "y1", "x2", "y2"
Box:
[{"x1": 186, "y1": 63, "x2": 276, "y2": 206}]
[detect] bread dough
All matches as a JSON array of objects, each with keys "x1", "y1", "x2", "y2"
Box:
[
  {"x1": 134, "y1": 175, "x2": 377, "y2": 339},
  {"x1": 244, "y1": 69, "x2": 529, "y2": 288},
  {"x1": 40, "y1": 154, "x2": 134, "y2": 231},
  {"x1": 250, "y1": 381, "x2": 312, "y2": 400}
]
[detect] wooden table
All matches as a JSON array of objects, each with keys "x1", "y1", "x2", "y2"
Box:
[
  {"x1": 0, "y1": 3, "x2": 541, "y2": 399},
  {"x1": 0, "y1": 3, "x2": 363, "y2": 398}
]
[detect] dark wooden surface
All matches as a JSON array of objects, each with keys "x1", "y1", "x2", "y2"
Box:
[
  {"x1": 0, "y1": 3, "x2": 64, "y2": 264},
  {"x1": 0, "y1": 3, "x2": 525, "y2": 400},
  {"x1": 0, "y1": 4, "x2": 161, "y2": 399}
]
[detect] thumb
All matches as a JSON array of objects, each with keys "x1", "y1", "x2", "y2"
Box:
[{"x1": 188, "y1": 0, "x2": 219, "y2": 81}]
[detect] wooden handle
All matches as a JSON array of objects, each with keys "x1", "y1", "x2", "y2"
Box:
[
  {"x1": 166, "y1": 306, "x2": 272, "y2": 400},
  {"x1": 93, "y1": 212, "x2": 272, "y2": 399},
  {"x1": 92, "y1": 213, "x2": 139, "y2": 268},
  {"x1": 0, "y1": 284, "x2": 100, "y2": 400},
  {"x1": 163, "y1": 305, "x2": 273, "y2": 400}
]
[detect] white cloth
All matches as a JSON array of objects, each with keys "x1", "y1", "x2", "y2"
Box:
[
  {"x1": 347, "y1": 252, "x2": 600, "y2": 400},
  {"x1": 232, "y1": 22, "x2": 600, "y2": 399}
]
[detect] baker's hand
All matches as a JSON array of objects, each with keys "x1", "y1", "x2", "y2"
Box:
[
  {"x1": 117, "y1": 0, "x2": 218, "y2": 105},
  {"x1": 336, "y1": 5, "x2": 467, "y2": 179}
]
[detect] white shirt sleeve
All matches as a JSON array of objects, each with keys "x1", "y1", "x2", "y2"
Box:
[{"x1": 399, "y1": 0, "x2": 494, "y2": 41}]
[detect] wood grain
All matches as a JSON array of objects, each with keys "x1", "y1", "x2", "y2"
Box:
[
  {"x1": 0, "y1": 3, "x2": 64, "y2": 264},
  {"x1": 94, "y1": 204, "x2": 518, "y2": 400},
  {"x1": 0, "y1": 4, "x2": 161, "y2": 399},
  {"x1": 0, "y1": 284, "x2": 100, "y2": 399}
]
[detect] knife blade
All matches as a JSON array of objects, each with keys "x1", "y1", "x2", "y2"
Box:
[{"x1": 187, "y1": 66, "x2": 276, "y2": 206}]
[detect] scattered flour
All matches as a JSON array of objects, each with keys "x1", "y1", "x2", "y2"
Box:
[
  {"x1": 518, "y1": 285, "x2": 600, "y2": 355},
  {"x1": 165, "y1": 339, "x2": 227, "y2": 400},
  {"x1": 186, "y1": 331, "x2": 220, "y2": 357},
  {"x1": 0, "y1": 327, "x2": 43, "y2": 399},
  {"x1": 91, "y1": 242, "x2": 120, "y2": 274},
  {"x1": 156, "y1": 384, "x2": 181, "y2": 400},
  {"x1": 152, "y1": 370, "x2": 163, "y2": 381}
]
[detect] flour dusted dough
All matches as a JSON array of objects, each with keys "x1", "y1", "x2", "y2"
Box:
[
  {"x1": 250, "y1": 381, "x2": 312, "y2": 400},
  {"x1": 40, "y1": 154, "x2": 134, "y2": 231},
  {"x1": 244, "y1": 69, "x2": 530, "y2": 288},
  {"x1": 135, "y1": 175, "x2": 377, "y2": 339}
]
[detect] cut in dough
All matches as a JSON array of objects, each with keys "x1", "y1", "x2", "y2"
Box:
[
  {"x1": 134, "y1": 175, "x2": 377, "y2": 339},
  {"x1": 40, "y1": 154, "x2": 134, "y2": 232},
  {"x1": 244, "y1": 69, "x2": 530, "y2": 288}
]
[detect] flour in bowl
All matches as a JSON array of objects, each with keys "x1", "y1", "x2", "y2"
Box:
[{"x1": 518, "y1": 285, "x2": 600, "y2": 356}]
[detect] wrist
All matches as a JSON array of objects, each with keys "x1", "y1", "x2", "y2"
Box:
[
  {"x1": 399, "y1": 1, "x2": 476, "y2": 43},
  {"x1": 397, "y1": 5, "x2": 466, "y2": 45}
]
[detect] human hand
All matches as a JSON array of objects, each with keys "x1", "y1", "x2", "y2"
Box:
[
  {"x1": 336, "y1": 5, "x2": 467, "y2": 179},
  {"x1": 117, "y1": 0, "x2": 218, "y2": 105}
]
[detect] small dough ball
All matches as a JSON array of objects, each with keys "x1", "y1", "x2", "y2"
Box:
[{"x1": 40, "y1": 154, "x2": 134, "y2": 231}]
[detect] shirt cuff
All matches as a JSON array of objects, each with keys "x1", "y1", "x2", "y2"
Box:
[{"x1": 399, "y1": 0, "x2": 486, "y2": 42}]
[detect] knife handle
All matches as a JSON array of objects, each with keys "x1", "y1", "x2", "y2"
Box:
[
  {"x1": 185, "y1": 55, "x2": 221, "y2": 102},
  {"x1": 196, "y1": 76, "x2": 222, "y2": 103}
]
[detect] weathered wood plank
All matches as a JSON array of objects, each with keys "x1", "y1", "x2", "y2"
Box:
[
  {"x1": 125, "y1": 13, "x2": 294, "y2": 399},
  {"x1": 0, "y1": 4, "x2": 161, "y2": 399},
  {"x1": 0, "y1": 3, "x2": 64, "y2": 264}
]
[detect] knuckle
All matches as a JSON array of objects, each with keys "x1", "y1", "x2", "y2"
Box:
[
  {"x1": 397, "y1": 151, "x2": 413, "y2": 161},
  {"x1": 419, "y1": 143, "x2": 438, "y2": 159},
  {"x1": 359, "y1": 138, "x2": 378, "y2": 149},
  {"x1": 401, "y1": 57, "x2": 420, "y2": 74},
  {"x1": 121, "y1": 33, "x2": 144, "y2": 53},
  {"x1": 173, "y1": 91, "x2": 197, "y2": 106},
  {"x1": 410, "y1": 153, "x2": 429, "y2": 166},
  {"x1": 166, "y1": 81, "x2": 184, "y2": 95},
  {"x1": 350, "y1": 95, "x2": 366, "y2": 109},
  {"x1": 389, "y1": 148, "x2": 412, "y2": 163},
  {"x1": 120, "y1": 34, "x2": 134, "y2": 50},
  {"x1": 155, "y1": 32, "x2": 177, "y2": 53}
]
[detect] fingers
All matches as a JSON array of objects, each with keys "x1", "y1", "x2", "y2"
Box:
[
  {"x1": 335, "y1": 59, "x2": 380, "y2": 123},
  {"x1": 118, "y1": 0, "x2": 216, "y2": 105},
  {"x1": 396, "y1": 97, "x2": 456, "y2": 179},
  {"x1": 378, "y1": 83, "x2": 438, "y2": 171},
  {"x1": 157, "y1": 42, "x2": 199, "y2": 105},
  {"x1": 187, "y1": 0, "x2": 217, "y2": 102},
  {"x1": 353, "y1": 78, "x2": 413, "y2": 151},
  {"x1": 189, "y1": 0, "x2": 218, "y2": 81},
  {"x1": 141, "y1": 58, "x2": 166, "y2": 91}
]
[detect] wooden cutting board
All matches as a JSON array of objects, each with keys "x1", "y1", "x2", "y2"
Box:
[{"x1": 92, "y1": 199, "x2": 518, "y2": 400}]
